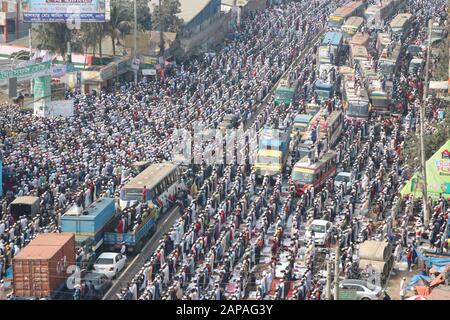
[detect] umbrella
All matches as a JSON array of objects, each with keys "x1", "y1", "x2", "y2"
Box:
[{"x1": 406, "y1": 295, "x2": 427, "y2": 300}]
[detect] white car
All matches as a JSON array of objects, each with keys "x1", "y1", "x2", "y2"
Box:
[
  {"x1": 93, "y1": 252, "x2": 127, "y2": 279},
  {"x1": 338, "y1": 279, "x2": 383, "y2": 300},
  {"x1": 334, "y1": 172, "x2": 354, "y2": 190},
  {"x1": 305, "y1": 219, "x2": 335, "y2": 246}
]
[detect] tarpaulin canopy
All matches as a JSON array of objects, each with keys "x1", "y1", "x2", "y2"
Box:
[
  {"x1": 415, "y1": 249, "x2": 450, "y2": 272},
  {"x1": 401, "y1": 140, "x2": 450, "y2": 201}
]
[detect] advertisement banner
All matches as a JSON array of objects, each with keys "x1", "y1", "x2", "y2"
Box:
[
  {"x1": 51, "y1": 64, "x2": 67, "y2": 78},
  {"x1": 142, "y1": 69, "x2": 157, "y2": 76},
  {"x1": 22, "y1": 0, "x2": 110, "y2": 22}
]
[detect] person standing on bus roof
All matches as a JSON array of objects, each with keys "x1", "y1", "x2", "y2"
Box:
[{"x1": 142, "y1": 185, "x2": 148, "y2": 203}]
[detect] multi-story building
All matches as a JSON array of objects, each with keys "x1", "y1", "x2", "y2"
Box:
[{"x1": 0, "y1": 0, "x2": 29, "y2": 43}]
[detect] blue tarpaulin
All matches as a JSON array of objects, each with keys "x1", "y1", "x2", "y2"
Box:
[
  {"x1": 415, "y1": 249, "x2": 450, "y2": 272},
  {"x1": 406, "y1": 274, "x2": 432, "y2": 290}
]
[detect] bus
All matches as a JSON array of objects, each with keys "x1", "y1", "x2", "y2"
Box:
[
  {"x1": 376, "y1": 33, "x2": 391, "y2": 56},
  {"x1": 389, "y1": 13, "x2": 412, "y2": 39},
  {"x1": 379, "y1": 43, "x2": 401, "y2": 80},
  {"x1": 328, "y1": 1, "x2": 366, "y2": 29},
  {"x1": 343, "y1": 78, "x2": 370, "y2": 121},
  {"x1": 364, "y1": 0, "x2": 396, "y2": 28},
  {"x1": 320, "y1": 31, "x2": 344, "y2": 65},
  {"x1": 291, "y1": 150, "x2": 337, "y2": 196},
  {"x1": 275, "y1": 78, "x2": 298, "y2": 105},
  {"x1": 342, "y1": 16, "x2": 364, "y2": 39},
  {"x1": 368, "y1": 79, "x2": 390, "y2": 116},
  {"x1": 308, "y1": 108, "x2": 344, "y2": 147},
  {"x1": 119, "y1": 162, "x2": 181, "y2": 212},
  {"x1": 349, "y1": 44, "x2": 369, "y2": 67},
  {"x1": 349, "y1": 32, "x2": 370, "y2": 48}
]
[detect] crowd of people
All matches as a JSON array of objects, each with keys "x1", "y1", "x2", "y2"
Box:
[{"x1": 0, "y1": 0, "x2": 448, "y2": 300}]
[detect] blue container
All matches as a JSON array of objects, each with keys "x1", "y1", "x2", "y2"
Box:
[{"x1": 61, "y1": 198, "x2": 116, "y2": 236}]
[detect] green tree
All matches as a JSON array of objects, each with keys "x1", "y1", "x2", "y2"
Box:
[
  {"x1": 151, "y1": 0, "x2": 183, "y2": 34},
  {"x1": 33, "y1": 23, "x2": 75, "y2": 61},
  {"x1": 404, "y1": 108, "x2": 450, "y2": 169}
]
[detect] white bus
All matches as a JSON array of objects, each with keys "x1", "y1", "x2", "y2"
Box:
[{"x1": 119, "y1": 162, "x2": 181, "y2": 212}]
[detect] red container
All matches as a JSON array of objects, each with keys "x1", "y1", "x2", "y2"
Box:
[{"x1": 13, "y1": 233, "x2": 76, "y2": 298}]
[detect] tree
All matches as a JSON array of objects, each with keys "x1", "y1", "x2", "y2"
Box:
[
  {"x1": 404, "y1": 109, "x2": 450, "y2": 169},
  {"x1": 33, "y1": 23, "x2": 75, "y2": 61},
  {"x1": 151, "y1": 0, "x2": 183, "y2": 34}
]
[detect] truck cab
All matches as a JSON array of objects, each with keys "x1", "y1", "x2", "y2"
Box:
[{"x1": 314, "y1": 80, "x2": 335, "y2": 103}]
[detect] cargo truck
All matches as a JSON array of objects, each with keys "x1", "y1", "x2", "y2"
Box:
[
  {"x1": 103, "y1": 203, "x2": 161, "y2": 252},
  {"x1": 61, "y1": 197, "x2": 117, "y2": 267}
]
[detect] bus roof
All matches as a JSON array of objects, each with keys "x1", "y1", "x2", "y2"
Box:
[
  {"x1": 315, "y1": 79, "x2": 334, "y2": 89},
  {"x1": 294, "y1": 151, "x2": 336, "y2": 171},
  {"x1": 389, "y1": 13, "x2": 412, "y2": 29},
  {"x1": 349, "y1": 32, "x2": 369, "y2": 46},
  {"x1": 294, "y1": 114, "x2": 313, "y2": 123},
  {"x1": 350, "y1": 44, "x2": 369, "y2": 58},
  {"x1": 333, "y1": 1, "x2": 364, "y2": 17},
  {"x1": 123, "y1": 162, "x2": 178, "y2": 190},
  {"x1": 257, "y1": 149, "x2": 283, "y2": 157},
  {"x1": 322, "y1": 32, "x2": 343, "y2": 46},
  {"x1": 343, "y1": 16, "x2": 364, "y2": 28}
]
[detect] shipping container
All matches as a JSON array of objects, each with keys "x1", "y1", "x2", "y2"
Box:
[{"x1": 13, "y1": 233, "x2": 76, "y2": 299}]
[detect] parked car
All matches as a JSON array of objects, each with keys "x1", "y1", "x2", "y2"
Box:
[
  {"x1": 305, "y1": 219, "x2": 335, "y2": 246},
  {"x1": 338, "y1": 279, "x2": 383, "y2": 300},
  {"x1": 82, "y1": 272, "x2": 113, "y2": 299},
  {"x1": 334, "y1": 172, "x2": 354, "y2": 190},
  {"x1": 93, "y1": 252, "x2": 127, "y2": 279}
]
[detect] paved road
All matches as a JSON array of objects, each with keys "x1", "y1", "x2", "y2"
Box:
[{"x1": 102, "y1": 206, "x2": 180, "y2": 300}]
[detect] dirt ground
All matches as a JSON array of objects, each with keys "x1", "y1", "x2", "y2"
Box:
[{"x1": 385, "y1": 259, "x2": 415, "y2": 300}]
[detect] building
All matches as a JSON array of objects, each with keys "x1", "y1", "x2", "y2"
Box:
[
  {"x1": 149, "y1": 0, "x2": 228, "y2": 57},
  {"x1": 0, "y1": 0, "x2": 29, "y2": 43}
]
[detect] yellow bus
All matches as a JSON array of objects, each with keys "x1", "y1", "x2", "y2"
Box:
[
  {"x1": 328, "y1": 1, "x2": 365, "y2": 29},
  {"x1": 254, "y1": 149, "x2": 284, "y2": 177},
  {"x1": 342, "y1": 16, "x2": 364, "y2": 38}
]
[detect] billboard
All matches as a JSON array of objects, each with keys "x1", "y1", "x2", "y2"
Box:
[{"x1": 21, "y1": 0, "x2": 110, "y2": 22}]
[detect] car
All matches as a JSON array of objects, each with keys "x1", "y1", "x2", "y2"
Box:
[
  {"x1": 334, "y1": 172, "x2": 354, "y2": 190},
  {"x1": 338, "y1": 279, "x2": 383, "y2": 300},
  {"x1": 81, "y1": 272, "x2": 113, "y2": 300},
  {"x1": 93, "y1": 252, "x2": 127, "y2": 279},
  {"x1": 305, "y1": 219, "x2": 335, "y2": 246}
]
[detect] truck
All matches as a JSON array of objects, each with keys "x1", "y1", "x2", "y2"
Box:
[
  {"x1": 291, "y1": 114, "x2": 313, "y2": 140},
  {"x1": 103, "y1": 202, "x2": 161, "y2": 252},
  {"x1": 314, "y1": 80, "x2": 335, "y2": 103},
  {"x1": 254, "y1": 128, "x2": 291, "y2": 178},
  {"x1": 367, "y1": 79, "x2": 391, "y2": 116},
  {"x1": 343, "y1": 77, "x2": 370, "y2": 121},
  {"x1": 9, "y1": 196, "x2": 40, "y2": 220},
  {"x1": 349, "y1": 44, "x2": 369, "y2": 67},
  {"x1": 274, "y1": 77, "x2": 298, "y2": 105},
  {"x1": 12, "y1": 233, "x2": 76, "y2": 299},
  {"x1": 408, "y1": 58, "x2": 424, "y2": 76},
  {"x1": 61, "y1": 197, "x2": 117, "y2": 266}
]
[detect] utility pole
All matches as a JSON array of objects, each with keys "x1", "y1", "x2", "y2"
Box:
[
  {"x1": 420, "y1": 18, "x2": 433, "y2": 226},
  {"x1": 333, "y1": 238, "x2": 340, "y2": 300},
  {"x1": 325, "y1": 260, "x2": 332, "y2": 300},
  {"x1": 159, "y1": 0, "x2": 165, "y2": 58},
  {"x1": 133, "y1": 0, "x2": 138, "y2": 85}
]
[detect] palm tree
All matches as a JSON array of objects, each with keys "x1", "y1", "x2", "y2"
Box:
[{"x1": 107, "y1": 0, "x2": 133, "y2": 56}]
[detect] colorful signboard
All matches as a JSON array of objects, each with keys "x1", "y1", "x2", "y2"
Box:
[
  {"x1": 21, "y1": 0, "x2": 110, "y2": 22},
  {"x1": 0, "y1": 61, "x2": 51, "y2": 81}
]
